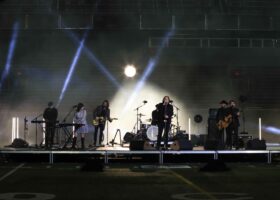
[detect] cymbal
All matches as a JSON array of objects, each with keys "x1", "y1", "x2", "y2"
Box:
[{"x1": 137, "y1": 113, "x2": 146, "y2": 116}]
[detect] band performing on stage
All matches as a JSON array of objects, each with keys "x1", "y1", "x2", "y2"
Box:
[{"x1": 35, "y1": 96, "x2": 241, "y2": 150}]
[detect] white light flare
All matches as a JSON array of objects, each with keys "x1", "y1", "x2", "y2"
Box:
[{"x1": 124, "y1": 65, "x2": 136, "y2": 78}]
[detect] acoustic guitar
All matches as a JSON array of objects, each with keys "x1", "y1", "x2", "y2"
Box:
[{"x1": 217, "y1": 114, "x2": 232, "y2": 130}]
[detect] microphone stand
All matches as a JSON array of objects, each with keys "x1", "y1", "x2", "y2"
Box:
[
  {"x1": 134, "y1": 102, "x2": 146, "y2": 134},
  {"x1": 32, "y1": 113, "x2": 43, "y2": 148},
  {"x1": 172, "y1": 103, "x2": 180, "y2": 133},
  {"x1": 62, "y1": 106, "x2": 76, "y2": 123},
  {"x1": 106, "y1": 120, "x2": 109, "y2": 146},
  {"x1": 240, "y1": 104, "x2": 247, "y2": 134}
]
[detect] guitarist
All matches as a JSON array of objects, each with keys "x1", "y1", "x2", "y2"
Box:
[
  {"x1": 93, "y1": 100, "x2": 112, "y2": 146},
  {"x1": 226, "y1": 100, "x2": 240, "y2": 150},
  {"x1": 216, "y1": 100, "x2": 230, "y2": 147}
]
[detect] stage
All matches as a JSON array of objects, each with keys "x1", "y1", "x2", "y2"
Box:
[{"x1": 1, "y1": 144, "x2": 280, "y2": 164}]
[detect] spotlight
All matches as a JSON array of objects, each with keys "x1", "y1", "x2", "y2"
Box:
[{"x1": 124, "y1": 65, "x2": 136, "y2": 78}]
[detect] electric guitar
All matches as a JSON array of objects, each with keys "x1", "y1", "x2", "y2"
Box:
[
  {"x1": 217, "y1": 114, "x2": 232, "y2": 130},
  {"x1": 92, "y1": 117, "x2": 118, "y2": 126}
]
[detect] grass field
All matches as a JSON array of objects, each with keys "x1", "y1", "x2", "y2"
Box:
[{"x1": 0, "y1": 162, "x2": 280, "y2": 200}]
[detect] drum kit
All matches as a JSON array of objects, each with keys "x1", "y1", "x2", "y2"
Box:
[
  {"x1": 137, "y1": 118, "x2": 158, "y2": 141},
  {"x1": 125, "y1": 100, "x2": 183, "y2": 143}
]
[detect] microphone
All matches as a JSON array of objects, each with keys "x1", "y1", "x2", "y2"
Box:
[
  {"x1": 72, "y1": 105, "x2": 78, "y2": 108},
  {"x1": 143, "y1": 100, "x2": 148, "y2": 104},
  {"x1": 170, "y1": 100, "x2": 173, "y2": 103}
]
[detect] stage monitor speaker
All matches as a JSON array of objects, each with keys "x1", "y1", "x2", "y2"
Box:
[
  {"x1": 129, "y1": 140, "x2": 154, "y2": 150},
  {"x1": 10, "y1": 138, "x2": 29, "y2": 148},
  {"x1": 172, "y1": 131, "x2": 188, "y2": 141},
  {"x1": 238, "y1": 135, "x2": 253, "y2": 149},
  {"x1": 204, "y1": 139, "x2": 224, "y2": 150},
  {"x1": 246, "y1": 139, "x2": 266, "y2": 150},
  {"x1": 123, "y1": 132, "x2": 135, "y2": 143},
  {"x1": 170, "y1": 139, "x2": 193, "y2": 150}
]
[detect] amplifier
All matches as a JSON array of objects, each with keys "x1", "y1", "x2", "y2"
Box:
[{"x1": 238, "y1": 135, "x2": 253, "y2": 149}]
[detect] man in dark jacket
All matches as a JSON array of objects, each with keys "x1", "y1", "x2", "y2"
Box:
[
  {"x1": 43, "y1": 102, "x2": 58, "y2": 149},
  {"x1": 226, "y1": 100, "x2": 240, "y2": 149},
  {"x1": 156, "y1": 96, "x2": 174, "y2": 150},
  {"x1": 93, "y1": 100, "x2": 112, "y2": 146}
]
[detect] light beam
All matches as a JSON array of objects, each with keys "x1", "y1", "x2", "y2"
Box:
[
  {"x1": 263, "y1": 125, "x2": 280, "y2": 135},
  {"x1": 123, "y1": 28, "x2": 175, "y2": 112},
  {"x1": 62, "y1": 28, "x2": 122, "y2": 89},
  {"x1": 0, "y1": 22, "x2": 19, "y2": 91},
  {"x1": 57, "y1": 32, "x2": 88, "y2": 107}
]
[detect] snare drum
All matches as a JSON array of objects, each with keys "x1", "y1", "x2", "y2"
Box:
[{"x1": 146, "y1": 125, "x2": 158, "y2": 141}]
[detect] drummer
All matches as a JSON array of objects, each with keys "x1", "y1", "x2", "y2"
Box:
[{"x1": 151, "y1": 105, "x2": 159, "y2": 126}]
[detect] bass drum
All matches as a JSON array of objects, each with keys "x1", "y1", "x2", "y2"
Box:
[{"x1": 146, "y1": 125, "x2": 158, "y2": 141}]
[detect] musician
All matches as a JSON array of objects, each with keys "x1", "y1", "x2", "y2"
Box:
[
  {"x1": 151, "y1": 106, "x2": 159, "y2": 126},
  {"x1": 72, "y1": 103, "x2": 88, "y2": 149},
  {"x1": 43, "y1": 101, "x2": 58, "y2": 149},
  {"x1": 93, "y1": 100, "x2": 112, "y2": 146},
  {"x1": 226, "y1": 100, "x2": 240, "y2": 149},
  {"x1": 156, "y1": 96, "x2": 174, "y2": 150},
  {"x1": 216, "y1": 100, "x2": 229, "y2": 147}
]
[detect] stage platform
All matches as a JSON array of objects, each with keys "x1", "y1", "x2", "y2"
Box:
[{"x1": 1, "y1": 145, "x2": 280, "y2": 164}]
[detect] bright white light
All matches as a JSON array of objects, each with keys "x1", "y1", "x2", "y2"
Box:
[
  {"x1": 259, "y1": 117, "x2": 262, "y2": 140},
  {"x1": 188, "y1": 118, "x2": 191, "y2": 141},
  {"x1": 124, "y1": 65, "x2": 136, "y2": 77}
]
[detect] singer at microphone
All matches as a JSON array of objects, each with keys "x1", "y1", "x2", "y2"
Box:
[{"x1": 155, "y1": 96, "x2": 174, "y2": 150}]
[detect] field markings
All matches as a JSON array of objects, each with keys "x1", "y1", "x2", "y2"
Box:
[
  {"x1": 168, "y1": 169, "x2": 217, "y2": 200},
  {"x1": 0, "y1": 163, "x2": 25, "y2": 182}
]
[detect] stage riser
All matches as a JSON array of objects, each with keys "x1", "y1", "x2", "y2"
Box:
[{"x1": 1, "y1": 150, "x2": 280, "y2": 164}]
